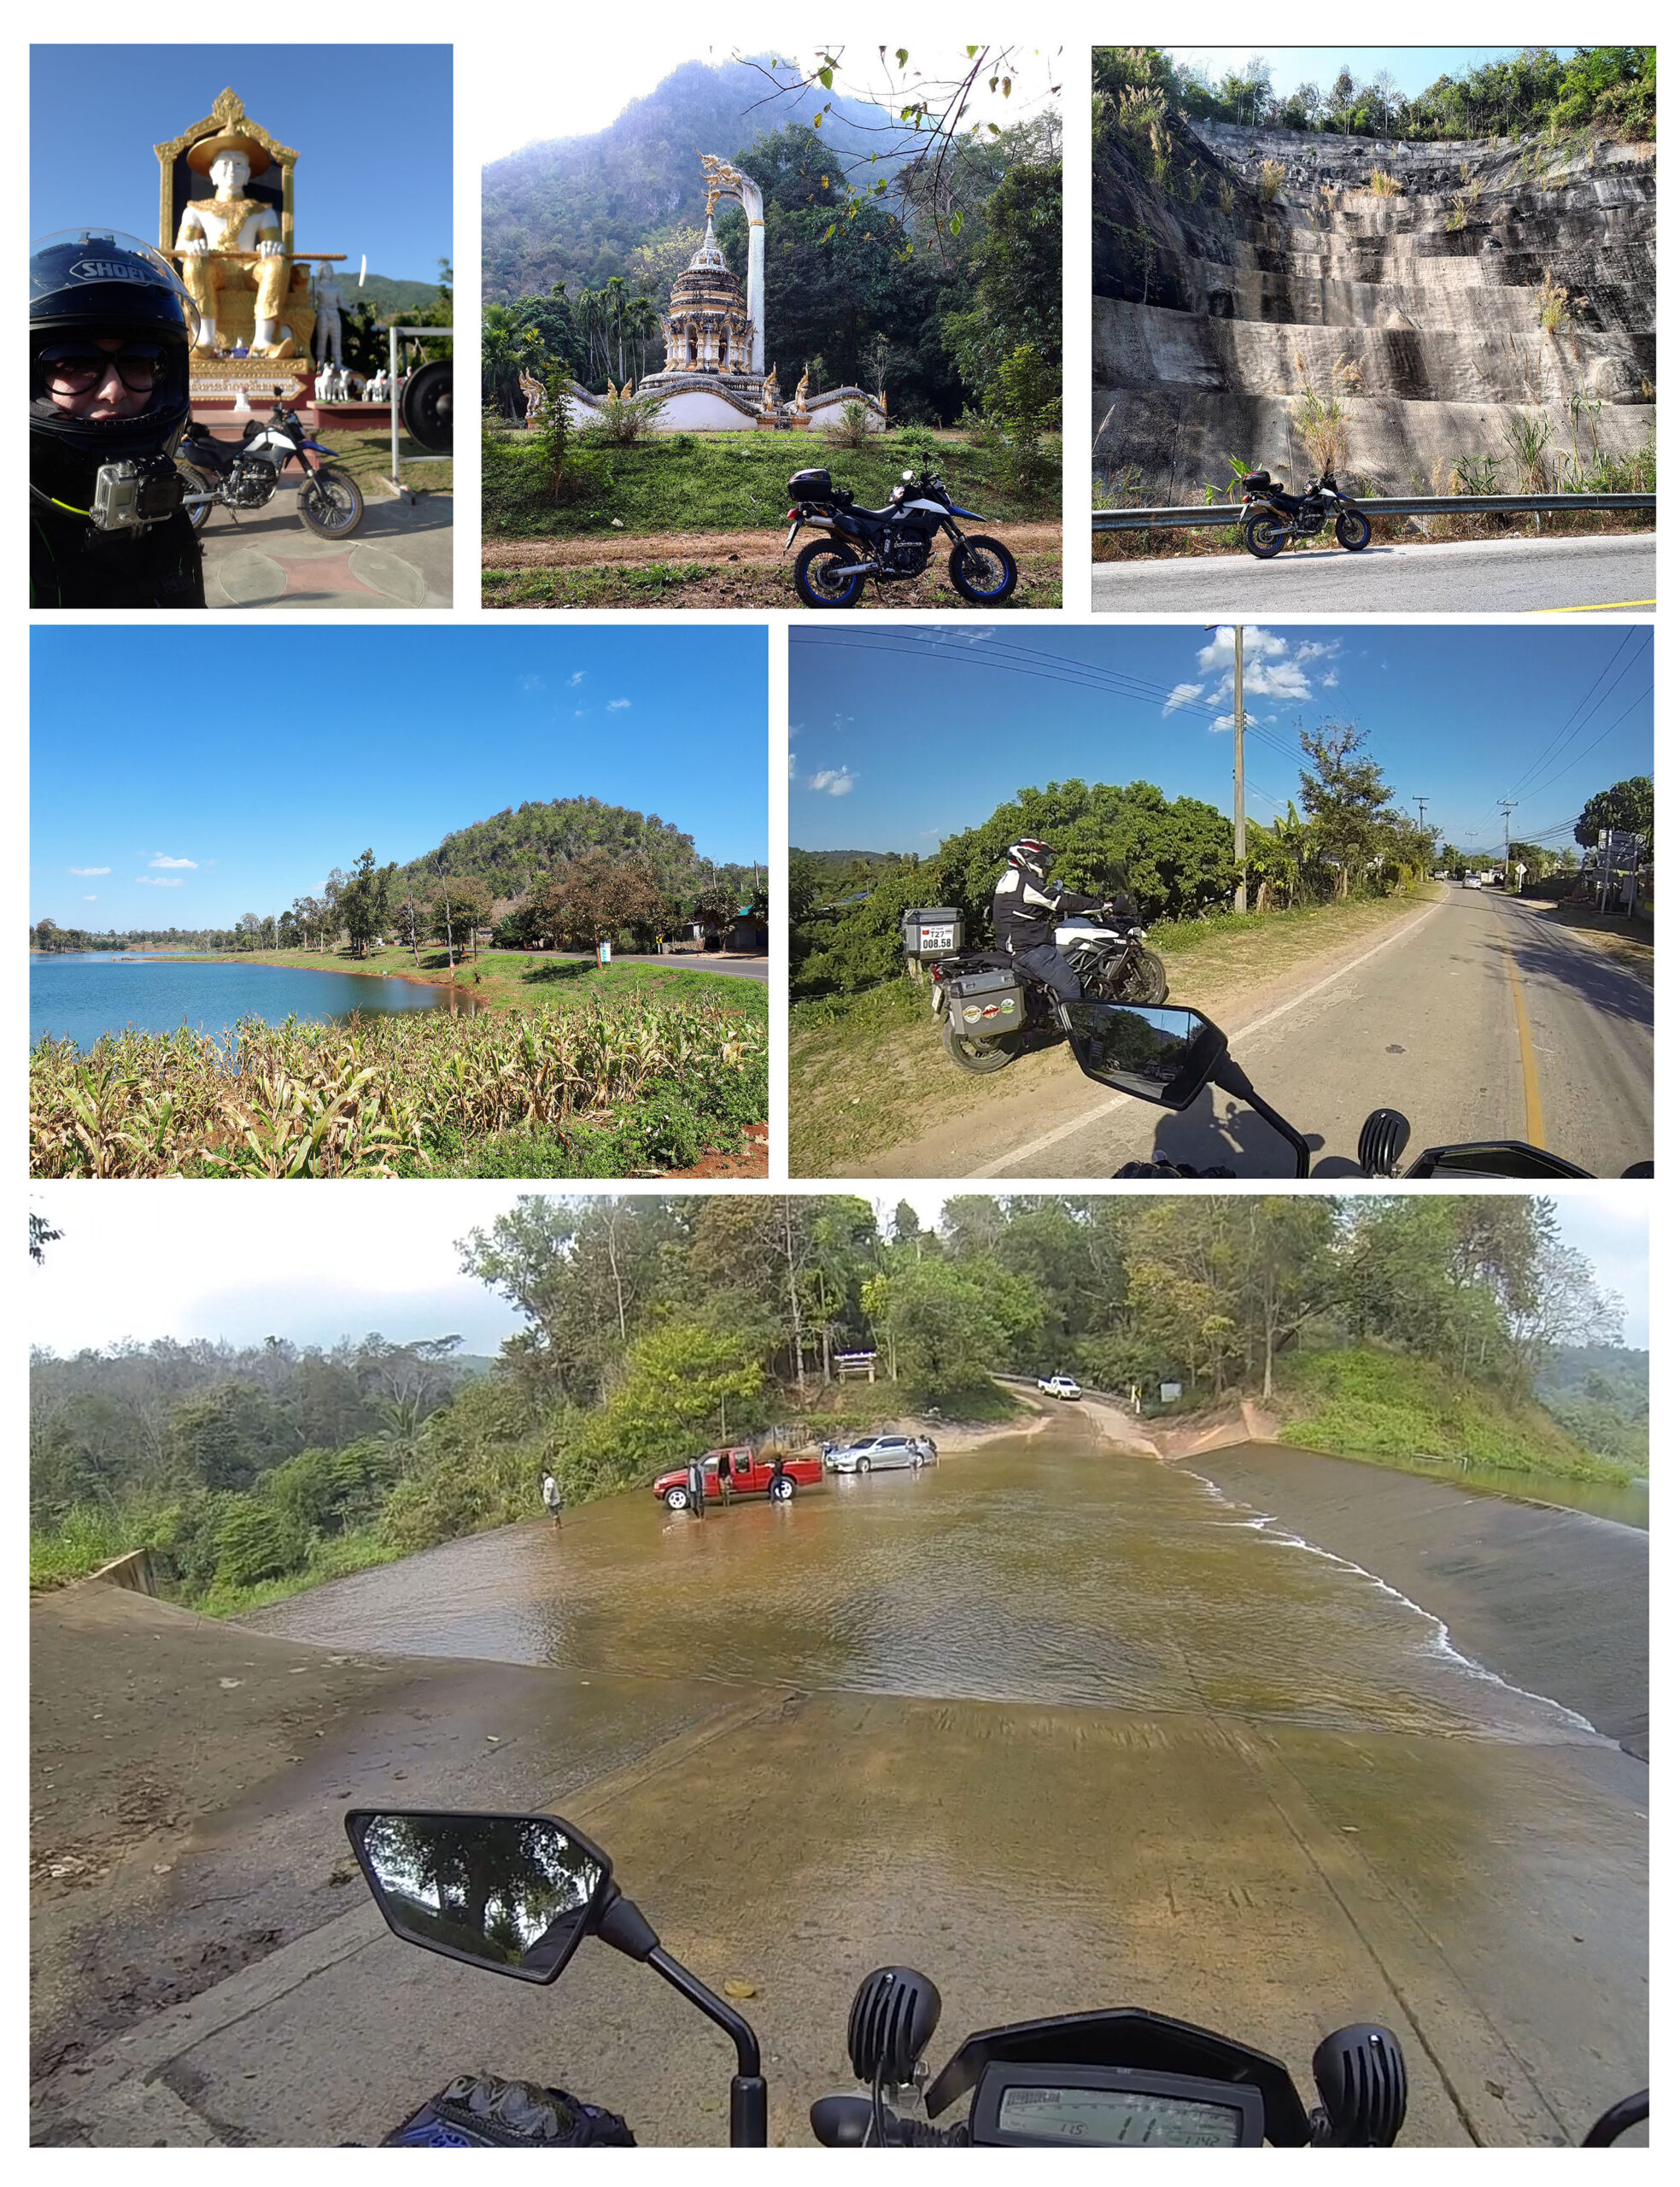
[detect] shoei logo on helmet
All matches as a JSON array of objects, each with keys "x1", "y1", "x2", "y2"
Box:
[{"x1": 69, "y1": 257, "x2": 157, "y2": 285}]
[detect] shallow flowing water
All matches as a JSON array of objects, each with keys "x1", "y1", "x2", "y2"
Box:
[
  {"x1": 30, "y1": 953, "x2": 483, "y2": 1049},
  {"x1": 252, "y1": 1428, "x2": 1601, "y2": 1747}
]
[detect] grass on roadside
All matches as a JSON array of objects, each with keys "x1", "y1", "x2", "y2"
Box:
[{"x1": 316, "y1": 425, "x2": 453, "y2": 498}]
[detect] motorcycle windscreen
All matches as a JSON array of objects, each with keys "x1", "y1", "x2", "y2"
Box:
[
  {"x1": 1062, "y1": 1003, "x2": 1227, "y2": 1111},
  {"x1": 346, "y1": 1809, "x2": 612, "y2": 1983}
]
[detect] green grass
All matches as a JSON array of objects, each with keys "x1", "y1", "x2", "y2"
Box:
[
  {"x1": 485, "y1": 425, "x2": 1061, "y2": 538},
  {"x1": 153, "y1": 946, "x2": 765, "y2": 1023},
  {"x1": 29, "y1": 1506, "x2": 146, "y2": 1588},
  {"x1": 483, "y1": 562, "x2": 709, "y2": 607},
  {"x1": 1276, "y1": 1347, "x2": 1632, "y2": 1485},
  {"x1": 322, "y1": 426, "x2": 453, "y2": 498},
  {"x1": 192, "y1": 1527, "x2": 403, "y2": 1618}
]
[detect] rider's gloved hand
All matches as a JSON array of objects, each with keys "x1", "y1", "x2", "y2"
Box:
[
  {"x1": 382, "y1": 2072, "x2": 637, "y2": 2148},
  {"x1": 1113, "y1": 1160, "x2": 1238, "y2": 1179}
]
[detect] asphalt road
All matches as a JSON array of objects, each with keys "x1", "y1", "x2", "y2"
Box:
[
  {"x1": 1092, "y1": 533, "x2": 1655, "y2": 614},
  {"x1": 863, "y1": 890, "x2": 1652, "y2": 1179}
]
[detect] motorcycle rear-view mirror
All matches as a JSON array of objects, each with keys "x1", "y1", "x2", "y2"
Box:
[
  {"x1": 346, "y1": 1809, "x2": 612, "y2": 1984},
  {"x1": 1063, "y1": 1002, "x2": 1228, "y2": 1110}
]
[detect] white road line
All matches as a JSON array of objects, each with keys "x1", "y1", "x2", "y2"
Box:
[{"x1": 969, "y1": 897, "x2": 1449, "y2": 1178}]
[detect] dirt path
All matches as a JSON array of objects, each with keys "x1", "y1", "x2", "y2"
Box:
[{"x1": 483, "y1": 522, "x2": 1062, "y2": 569}]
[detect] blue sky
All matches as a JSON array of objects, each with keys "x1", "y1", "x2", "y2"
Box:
[
  {"x1": 32, "y1": 627, "x2": 768, "y2": 929},
  {"x1": 26, "y1": 1186, "x2": 1648, "y2": 1357},
  {"x1": 31, "y1": 46, "x2": 452, "y2": 283},
  {"x1": 789, "y1": 625, "x2": 1653, "y2": 863},
  {"x1": 1166, "y1": 49, "x2": 1528, "y2": 101}
]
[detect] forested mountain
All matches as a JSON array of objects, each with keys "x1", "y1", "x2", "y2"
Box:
[
  {"x1": 483, "y1": 58, "x2": 1062, "y2": 423},
  {"x1": 389, "y1": 797, "x2": 756, "y2": 906},
  {"x1": 483, "y1": 58, "x2": 910, "y2": 299},
  {"x1": 1534, "y1": 1342, "x2": 1648, "y2": 1469},
  {"x1": 358, "y1": 275, "x2": 446, "y2": 316}
]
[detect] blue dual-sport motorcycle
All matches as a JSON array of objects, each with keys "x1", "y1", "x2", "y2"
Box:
[
  {"x1": 785, "y1": 464, "x2": 1017, "y2": 607},
  {"x1": 177, "y1": 399, "x2": 364, "y2": 538}
]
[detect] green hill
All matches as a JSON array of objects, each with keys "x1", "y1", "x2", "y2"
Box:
[
  {"x1": 483, "y1": 56, "x2": 910, "y2": 300},
  {"x1": 389, "y1": 797, "x2": 756, "y2": 906},
  {"x1": 356, "y1": 275, "x2": 445, "y2": 318},
  {"x1": 1277, "y1": 1347, "x2": 1632, "y2": 1483}
]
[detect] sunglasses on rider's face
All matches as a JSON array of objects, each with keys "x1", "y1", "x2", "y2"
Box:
[{"x1": 39, "y1": 343, "x2": 168, "y2": 396}]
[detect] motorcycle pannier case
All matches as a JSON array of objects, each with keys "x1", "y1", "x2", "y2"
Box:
[
  {"x1": 945, "y1": 965, "x2": 1026, "y2": 1040},
  {"x1": 787, "y1": 468, "x2": 834, "y2": 502},
  {"x1": 901, "y1": 906, "x2": 965, "y2": 959}
]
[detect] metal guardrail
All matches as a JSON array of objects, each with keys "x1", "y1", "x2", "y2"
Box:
[{"x1": 1092, "y1": 492, "x2": 1655, "y2": 531}]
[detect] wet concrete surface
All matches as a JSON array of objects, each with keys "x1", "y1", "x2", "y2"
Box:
[
  {"x1": 1175, "y1": 1442, "x2": 1649, "y2": 1759},
  {"x1": 34, "y1": 1427, "x2": 1646, "y2": 2145}
]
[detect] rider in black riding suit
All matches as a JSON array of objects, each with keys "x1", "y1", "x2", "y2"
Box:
[
  {"x1": 992, "y1": 838, "x2": 1138, "y2": 1009},
  {"x1": 30, "y1": 231, "x2": 205, "y2": 609}
]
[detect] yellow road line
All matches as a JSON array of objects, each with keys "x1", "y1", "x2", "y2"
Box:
[
  {"x1": 1531, "y1": 599, "x2": 1655, "y2": 613},
  {"x1": 1504, "y1": 945, "x2": 1546, "y2": 1147}
]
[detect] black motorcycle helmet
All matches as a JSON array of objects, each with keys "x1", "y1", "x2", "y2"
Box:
[
  {"x1": 31, "y1": 230, "x2": 198, "y2": 509},
  {"x1": 1004, "y1": 837, "x2": 1057, "y2": 888}
]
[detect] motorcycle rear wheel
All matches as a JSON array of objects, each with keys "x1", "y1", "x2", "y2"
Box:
[
  {"x1": 949, "y1": 535, "x2": 1018, "y2": 605},
  {"x1": 793, "y1": 539, "x2": 868, "y2": 608},
  {"x1": 1335, "y1": 509, "x2": 1372, "y2": 551},
  {"x1": 942, "y1": 1020, "x2": 1017, "y2": 1074},
  {"x1": 299, "y1": 466, "x2": 365, "y2": 539},
  {"x1": 1244, "y1": 516, "x2": 1287, "y2": 560},
  {"x1": 175, "y1": 459, "x2": 215, "y2": 534}
]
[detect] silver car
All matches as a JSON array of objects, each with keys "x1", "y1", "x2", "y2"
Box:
[{"x1": 829, "y1": 1434, "x2": 932, "y2": 1474}]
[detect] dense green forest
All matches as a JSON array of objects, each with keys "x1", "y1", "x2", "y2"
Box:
[
  {"x1": 483, "y1": 56, "x2": 1061, "y2": 425},
  {"x1": 1097, "y1": 46, "x2": 1654, "y2": 145},
  {"x1": 31, "y1": 1195, "x2": 1640, "y2": 1608}
]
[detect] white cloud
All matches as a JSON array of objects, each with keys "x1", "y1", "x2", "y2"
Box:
[
  {"x1": 1209, "y1": 712, "x2": 1237, "y2": 734},
  {"x1": 1162, "y1": 681, "x2": 1205, "y2": 716},
  {"x1": 809, "y1": 768, "x2": 857, "y2": 797},
  {"x1": 568, "y1": 670, "x2": 586, "y2": 686},
  {"x1": 1321, "y1": 671, "x2": 1339, "y2": 688},
  {"x1": 149, "y1": 853, "x2": 196, "y2": 870},
  {"x1": 68, "y1": 865, "x2": 109, "y2": 877},
  {"x1": 518, "y1": 673, "x2": 545, "y2": 691},
  {"x1": 83, "y1": 894, "x2": 97, "y2": 901},
  {"x1": 136, "y1": 876, "x2": 185, "y2": 888},
  {"x1": 606, "y1": 698, "x2": 630, "y2": 712}
]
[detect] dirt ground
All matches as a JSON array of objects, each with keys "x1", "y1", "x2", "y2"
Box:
[
  {"x1": 482, "y1": 524, "x2": 1062, "y2": 610},
  {"x1": 661, "y1": 1123, "x2": 770, "y2": 1178}
]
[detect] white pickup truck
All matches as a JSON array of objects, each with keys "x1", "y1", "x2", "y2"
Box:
[{"x1": 1037, "y1": 1375, "x2": 1083, "y2": 1401}]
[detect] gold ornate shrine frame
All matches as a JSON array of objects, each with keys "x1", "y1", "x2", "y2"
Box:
[{"x1": 155, "y1": 88, "x2": 298, "y2": 255}]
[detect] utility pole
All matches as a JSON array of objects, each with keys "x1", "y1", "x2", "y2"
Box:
[
  {"x1": 1499, "y1": 801, "x2": 1516, "y2": 890},
  {"x1": 1206, "y1": 625, "x2": 1247, "y2": 912},
  {"x1": 1232, "y1": 626, "x2": 1247, "y2": 914}
]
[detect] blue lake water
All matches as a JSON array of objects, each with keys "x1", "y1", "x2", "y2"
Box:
[{"x1": 31, "y1": 953, "x2": 481, "y2": 1050}]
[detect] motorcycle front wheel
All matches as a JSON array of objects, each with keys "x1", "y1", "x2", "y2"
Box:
[
  {"x1": 793, "y1": 539, "x2": 869, "y2": 608},
  {"x1": 949, "y1": 535, "x2": 1018, "y2": 605},
  {"x1": 1335, "y1": 509, "x2": 1372, "y2": 551},
  {"x1": 942, "y1": 1021, "x2": 1017, "y2": 1075},
  {"x1": 299, "y1": 466, "x2": 365, "y2": 538},
  {"x1": 1104, "y1": 948, "x2": 1168, "y2": 1006},
  {"x1": 1244, "y1": 516, "x2": 1287, "y2": 560},
  {"x1": 175, "y1": 459, "x2": 215, "y2": 534}
]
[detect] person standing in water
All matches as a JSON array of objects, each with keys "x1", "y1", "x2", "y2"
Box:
[{"x1": 541, "y1": 1471, "x2": 562, "y2": 1527}]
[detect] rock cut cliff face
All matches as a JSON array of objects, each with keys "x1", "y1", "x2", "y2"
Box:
[{"x1": 1093, "y1": 121, "x2": 1655, "y2": 500}]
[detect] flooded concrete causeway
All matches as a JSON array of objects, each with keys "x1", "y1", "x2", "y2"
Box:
[{"x1": 230, "y1": 1427, "x2": 1649, "y2": 2146}]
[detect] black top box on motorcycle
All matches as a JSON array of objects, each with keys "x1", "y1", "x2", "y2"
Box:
[
  {"x1": 788, "y1": 468, "x2": 834, "y2": 501},
  {"x1": 902, "y1": 907, "x2": 964, "y2": 958},
  {"x1": 1243, "y1": 470, "x2": 1273, "y2": 488},
  {"x1": 945, "y1": 964, "x2": 1026, "y2": 1039}
]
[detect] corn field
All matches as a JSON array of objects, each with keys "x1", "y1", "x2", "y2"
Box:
[{"x1": 31, "y1": 1000, "x2": 767, "y2": 1179}]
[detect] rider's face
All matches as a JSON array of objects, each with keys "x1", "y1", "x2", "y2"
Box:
[{"x1": 43, "y1": 337, "x2": 160, "y2": 421}]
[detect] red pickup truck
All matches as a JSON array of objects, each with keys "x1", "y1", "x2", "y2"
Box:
[{"x1": 651, "y1": 1445, "x2": 822, "y2": 1511}]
